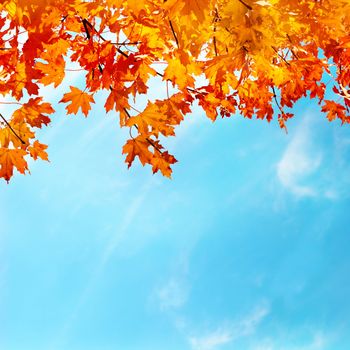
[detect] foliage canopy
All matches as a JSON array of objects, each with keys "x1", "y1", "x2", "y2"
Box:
[{"x1": 0, "y1": 0, "x2": 350, "y2": 181}]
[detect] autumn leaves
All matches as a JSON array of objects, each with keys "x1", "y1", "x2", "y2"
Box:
[
  {"x1": 0, "y1": 0, "x2": 350, "y2": 182},
  {"x1": 0, "y1": 98, "x2": 53, "y2": 181}
]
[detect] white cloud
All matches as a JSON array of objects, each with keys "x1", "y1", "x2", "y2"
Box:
[
  {"x1": 323, "y1": 189, "x2": 338, "y2": 200},
  {"x1": 156, "y1": 278, "x2": 189, "y2": 311},
  {"x1": 251, "y1": 330, "x2": 328, "y2": 350},
  {"x1": 154, "y1": 253, "x2": 191, "y2": 312},
  {"x1": 234, "y1": 304, "x2": 270, "y2": 337},
  {"x1": 277, "y1": 116, "x2": 322, "y2": 197},
  {"x1": 190, "y1": 329, "x2": 233, "y2": 350},
  {"x1": 308, "y1": 333, "x2": 327, "y2": 350},
  {"x1": 189, "y1": 303, "x2": 270, "y2": 350}
]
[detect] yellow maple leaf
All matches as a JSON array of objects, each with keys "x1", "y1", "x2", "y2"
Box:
[
  {"x1": 36, "y1": 55, "x2": 65, "y2": 87},
  {"x1": 164, "y1": 57, "x2": 195, "y2": 90}
]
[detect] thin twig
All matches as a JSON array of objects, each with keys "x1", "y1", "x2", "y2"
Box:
[
  {"x1": 169, "y1": 20, "x2": 179, "y2": 48},
  {"x1": 238, "y1": 0, "x2": 253, "y2": 10},
  {"x1": 0, "y1": 113, "x2": 25, "y2": 144},
  {"x1": 286, "y1": 34, "x2": 299, "y2": 59},
  {"x1": 110, "y1": 41, "x2": 142, "y2": 46},
  {"x1": 271, "y1": 46, "x2": 290, "y2": 66},
  {"x1": 271, "y1": 86, "x2": 283, "y2": 112},
  {"x1": 271, "y1": 86, "x2": 288, "y2": 133},
  {"x1": 82, "y1": 18, "x2": 91, "y2": 39},
  {"x1": 82, "y1": 18, "x2": 129, "y2": 58},
  {"x1": 213, "y1": 9, "x2": 219, "y2": 57},
  {"x1": 0, "y1": 101, "x2": 22, "y2": 105},
  {"x1": 123, "y1": 108, "x2": 163, "y2": 153}
]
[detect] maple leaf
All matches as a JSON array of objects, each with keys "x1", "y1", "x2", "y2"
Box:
[
  {"x1": 0, "y1": 148, "x2": 28, "y2": 182},
  {"x1": 12, "y1": 97, "x2": 54, "y2": 128},
  {"x1": 164, "y1": 56, "x2": 195, "y2": 90},
  {"x1": 36, "y1": 55, "x2": 65, "y2": 87},
  {"x1": 321, "y1": 100, "x2": 347, "y2": 122},
  {"x1": 60, "y1": 86, "x2": 95, "y2": 117},
  {"x1": 122, "y1": 136, "x2": 153, "y2": 168},
  {"x1": 28, "y1": 140, "x2": 49, "y2": 161},
  {"x1": 151, "y1": 151, "x2": 177, "y2": 178},
  {"x1": 104, "y1": 88, "x2": 130, "y2": 117},
  {"x1": 126, "y1": 99, "x2": 184, "y2": 137}
]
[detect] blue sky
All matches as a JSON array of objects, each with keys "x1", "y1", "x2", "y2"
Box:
[{"x1": 1, "y1": 72, "x2": 350, "y2": 350}]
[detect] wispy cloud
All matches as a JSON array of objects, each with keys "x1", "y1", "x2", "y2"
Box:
[
  {"x1": 153, "y1": 251, "x2": 191, "y2": 313},
  {"x1": 277, "y1": 116, "x2": 322, "y2": 197},
  {"x1": 251, "y1": 330, "x2": 328, "y2": 350},
  {"x1": 156, "y1": 278, "x2": 189, "y2": 311},
  {"x1": 189, "y1": 303, "x2": 270, "y2": 350},
  {"x1": 48, "y1": 179, "x2": 154, "y2": 350},
  {"x1": 190, "y1": 329, "x2": 232, "y2": 350}
]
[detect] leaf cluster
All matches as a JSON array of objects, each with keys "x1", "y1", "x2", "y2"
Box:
[{"x1": 0, "y1": 0, "x2": 350, "y2": 181}]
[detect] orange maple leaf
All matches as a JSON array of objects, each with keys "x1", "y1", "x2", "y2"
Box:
[
  {"x1": 12, "y1": 97, "x2": 55, "y2": 128},
  {"x1": 60, "y1": 86, "x2": 95, "y2": 117},
  {"x1": 36, "y1": 55, "x2": 65, "y2": 88},
  {"x1": 321, "y1": 100, "x2": 347, "y2": 122},
  {"x1": 28, "y1": 140, "x2": 49, "y2": 161},
  {"x1": 122, "y1": 136, "x2": 153, "y2": 168},
  {"x1": 0, "y1": 148, "x2": 28, "y2": 182},
  {"x1": 151, "y1": 151, "x2": 177, "y2": 178}
]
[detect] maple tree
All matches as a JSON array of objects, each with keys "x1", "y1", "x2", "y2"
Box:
[{"x1": 0, "y1": 0, "x2": 350, "y2": 182}]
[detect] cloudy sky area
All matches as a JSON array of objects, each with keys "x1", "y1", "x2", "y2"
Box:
[{"x1": 1, "y1": 71, "x2": 350, "y2": 350}]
